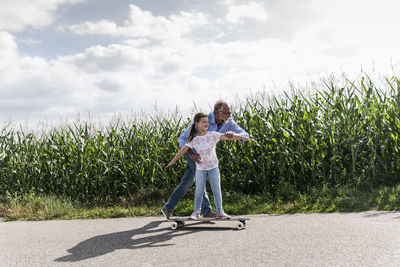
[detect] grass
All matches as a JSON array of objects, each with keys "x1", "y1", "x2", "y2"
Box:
[
  {"x1": 0, "y1": 194, "x2": 162, "y2": 221},
  {"x1": 1, "y1": 185, "x2": 400, "y2": 221}
]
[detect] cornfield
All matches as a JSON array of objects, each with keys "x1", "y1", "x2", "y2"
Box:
[{"x1": 1, "y1": 75, "x2": 400, "y2": 205}]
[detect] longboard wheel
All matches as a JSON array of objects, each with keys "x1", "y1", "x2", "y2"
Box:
[
  {"x1": 171, "y1": 222, "x2": 178, "y2": 230},
  {"x1": 236, "y1": 222, "x2": 244, "y2": 230}
]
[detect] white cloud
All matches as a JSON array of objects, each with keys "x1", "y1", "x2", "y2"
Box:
[
  {"x1": 63, "y1": 44, "x2": 147, "y2": 73},
  {"x1": 17, "y1": 37, "x2": 42, "y2": 46},
  {"x1": 0, "y1": 31, "x2": 18, "y2": 61},
  {"x1": 64, "y1": 4, "x2": 209, "y2": 40},
  {"x1": 68, "y1": 20, "x2": 118, "y2": 35},
  {"x1": 0, "y1": 0, "x2": 84, "y2": 32},
  {"x1": 225, "y1": 2, "x2": 268, "y2": 24},
  {"x1": 122, "y1": 38, "x2": 151, "y2": 47}
]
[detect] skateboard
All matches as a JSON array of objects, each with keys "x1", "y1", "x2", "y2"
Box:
[{"x1": 168, "y1": 216, "x2": 249, "y2": 230}]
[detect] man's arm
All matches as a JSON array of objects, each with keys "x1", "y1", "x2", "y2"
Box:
[
  {"x1": 225, "y1": 119, "x2": 249, "y2": 138},
  {"x1": 178, "y1": 121, "x2": 194, "y2": 148},
  {"x1": 177, "y1": 121, "x2": 202, "y2": 163},
  {"x1": 229, "y1": 119, "x2": 249, "y2": 136}
]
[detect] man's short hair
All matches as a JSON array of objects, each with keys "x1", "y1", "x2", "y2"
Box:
[{"x1": 214, "y1": 100, "x2": 229, "y2": 112}]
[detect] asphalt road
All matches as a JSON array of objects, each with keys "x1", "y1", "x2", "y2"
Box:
[{"x1": 1, "y1": 212, "x2": 400, "y2": 266}]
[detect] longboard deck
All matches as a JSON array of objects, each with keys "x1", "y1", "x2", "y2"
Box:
[
  {"x1": 170, "y1": 216, "x2": 249, "y2": 222},
  {"x1": 168, "y1": 216, "x2": 249, "y2": 230}
]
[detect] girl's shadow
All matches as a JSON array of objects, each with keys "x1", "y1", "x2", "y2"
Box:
[{"x1": 55, "y1": 220, "x2": 231, "y2": 262}]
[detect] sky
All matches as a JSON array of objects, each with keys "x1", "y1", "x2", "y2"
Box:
[{"x1": 1, "y1": 0, "x2": 400, "y2": 128}]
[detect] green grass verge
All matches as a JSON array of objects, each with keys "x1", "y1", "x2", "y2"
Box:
[
  {"x1": 1, "y1": 185, "x2": 400, "y2": 221},
  {"x1": 0, "y1": 194, "x2": 162, "y2": 221}
]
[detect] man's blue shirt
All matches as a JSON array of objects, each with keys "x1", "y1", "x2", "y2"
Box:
[{"x1": 178, "y1": 112, "x2": 249, "y2": 148}]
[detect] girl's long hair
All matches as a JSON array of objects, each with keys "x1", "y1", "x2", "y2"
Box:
[{"x1": 187, "y1": 112, "x2": 208, "y2": 142}]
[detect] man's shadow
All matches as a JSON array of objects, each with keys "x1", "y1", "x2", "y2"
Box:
[{"x1": 55, "y1": 220, "x2": 231, "y2": 262}]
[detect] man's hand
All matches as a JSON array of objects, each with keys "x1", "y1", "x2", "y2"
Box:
[{"x1": 187, "y1": 150, "x2": 201, "y2": 163}]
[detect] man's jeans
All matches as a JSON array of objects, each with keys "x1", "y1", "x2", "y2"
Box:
[
  {"x1": 194, "y1": 167, "x2": 222, "y2": 214},
  {"x1": 164, "y1": 154, "x2": 212, "y2": 214}
]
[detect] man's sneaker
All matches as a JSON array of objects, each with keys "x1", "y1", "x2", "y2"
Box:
[
  {"x1": 216, "y1": 212, "x2": 230, "y2": 219},
  {"x1": 190, "y1": 212, "x2": 201, "y2": 220},
  {"x1": 161, "y1": 207, "x2": 172, "y2": 219},
  {"x1": 203, "y1": 211, "x2": 217, "y2": 218}
]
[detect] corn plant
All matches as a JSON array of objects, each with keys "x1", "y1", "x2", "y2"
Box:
[{"x1": 2, "y1": 75, "x2": 400, "y2": 205}]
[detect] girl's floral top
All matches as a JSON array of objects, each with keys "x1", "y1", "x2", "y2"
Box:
[{"x1": 185, "y1": 131, "x2": 222, "y2": 170}]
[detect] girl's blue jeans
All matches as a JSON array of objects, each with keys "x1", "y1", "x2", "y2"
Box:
[
  {"x1": 194, "y1": 167, "x2": 223, "y2": 214},
  {"x1": 164, "y1": 154, "x2": 212, "y2": 214}
]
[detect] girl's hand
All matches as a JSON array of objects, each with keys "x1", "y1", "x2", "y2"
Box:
[
  {"x1": 166, "y1": 162, "x2": 174, "y2": 168},
  {"x1": 224, "y1": 131, "x2": 234, "y2": 139}
]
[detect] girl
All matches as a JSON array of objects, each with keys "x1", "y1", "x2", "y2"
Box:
[{"x1": 166, "y1": 112, "x2": 254, "y2": 219}]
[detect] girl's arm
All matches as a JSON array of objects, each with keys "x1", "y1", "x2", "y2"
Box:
[
  {"x1": 220, "y1": 132, "x2": 254, "y2": 141},
  {"x1": 166, "y1": 145, "x2": 190, "y2": 168}
]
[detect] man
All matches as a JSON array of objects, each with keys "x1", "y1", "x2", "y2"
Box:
[{"x1": 161, "y1": 100, "x2": 249, "y2": 218}]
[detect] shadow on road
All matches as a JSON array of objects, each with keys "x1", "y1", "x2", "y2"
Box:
[{"x1": 55, "y1": 219, "x2": 232, "y2": 262}]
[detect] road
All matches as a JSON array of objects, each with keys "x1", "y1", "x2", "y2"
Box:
[{"x1": 1, "y1": 212, "x2": 400, "y2": 266}]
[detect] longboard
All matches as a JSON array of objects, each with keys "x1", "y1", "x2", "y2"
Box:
[{"x1": 168, "y1": 216, "x2": 249, "y2": 230}]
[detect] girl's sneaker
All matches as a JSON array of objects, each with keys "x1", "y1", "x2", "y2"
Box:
[
  {"x1": 190, "y1": 212, "x2": 201, "y2": 220},
  {"x1": 216, "y1": 212, "x2": 230, "y2": 219}
]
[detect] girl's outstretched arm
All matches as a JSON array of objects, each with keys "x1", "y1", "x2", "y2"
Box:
[
  {"x1": 220, "y1": 132, "x2": 255, "y2": 141},
  {"x1": 166, "y1": 145, "x2": 190, "y2": 168}
]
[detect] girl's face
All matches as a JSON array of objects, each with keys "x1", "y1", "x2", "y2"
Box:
[{"x1": 195, "y1": 117, "x2": 209, "y2": 131}]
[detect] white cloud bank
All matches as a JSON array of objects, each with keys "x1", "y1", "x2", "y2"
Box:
[{"x1": 1, "y1": 0, "x2": 400, "y2": 126}]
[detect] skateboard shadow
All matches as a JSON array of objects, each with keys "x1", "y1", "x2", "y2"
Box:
[{"x1": 54, "y1": 219, "x2": 234, "y2": 263}]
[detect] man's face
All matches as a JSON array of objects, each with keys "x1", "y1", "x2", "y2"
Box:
[{"x1": 215, "y1": 104, "x2": 232, "y2": 124}]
